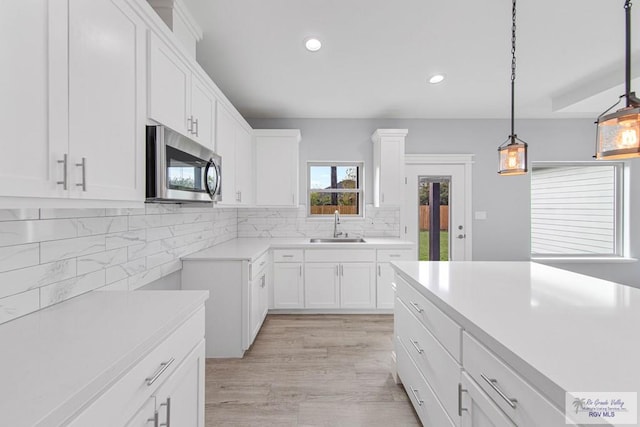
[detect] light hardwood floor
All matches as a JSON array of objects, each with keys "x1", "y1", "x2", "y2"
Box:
[{"x1": 205, "y1": 314, "x2": 421, "y2": 426}]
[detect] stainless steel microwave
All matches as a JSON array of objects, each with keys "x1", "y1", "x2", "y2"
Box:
[{"x1": 146, "y1": 125, "x2": 222, "y2": 203}]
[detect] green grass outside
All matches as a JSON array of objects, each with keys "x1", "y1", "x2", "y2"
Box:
[{"x1": 419, "y1": 231, "x2": 449, "y2": 261}]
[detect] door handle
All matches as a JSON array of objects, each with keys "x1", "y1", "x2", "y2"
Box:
[
  {"x1": 457, "y1": 234, "x2": 466, "y2": 239},
  {"x1": 76, "y1": 157, "x2": 87, "y2": 191}
]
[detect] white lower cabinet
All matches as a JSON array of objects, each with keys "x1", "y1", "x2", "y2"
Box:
[
  {"x1": 69, "y1": 308, "x2": 205, "y2": 427},
  {"x1": 125, "y1": 340, "x2": 205, "y2": 427},
  {"x1": 305, "y1": 263, "x2": 341, "y2": 308},
  {"x1": 376, "y1": 249, "x2": 414, "y2": 308},
  {"x1": 182, "y1": 251, "x2": 271, "y2": 357},
  {"x1": 273, "y1": 264, "x2": 304, "y2": 308},
  {"x1": 304, "y1": 249, "x2": 376, "y2": 309},
  {"x1": 460, "y1": 372, "x2": 515, "y2": 427}
]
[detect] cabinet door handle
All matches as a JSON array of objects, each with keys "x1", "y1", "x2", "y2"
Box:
[
  {"x1": 282, "y1": 254, "x2": 294, "y2": 258},
  {"x1": 57, "y1": 154, "x2": 68, "y2": 190},
  {"x1": 236, "y1": 191, "x2": 242, "y2": 202},
  {"x1": 187, "y1": 116, "x2": 193, "y2": 133},
  {"x1": 261, "y1": 275, "x2": 266, "y2": 288},
  {"x1": 148, "y1": 411, "x2": 159, "y2": 427},
  {"x1": 458, "y1": 383, "x2": 468, "y2": 416},
  {"x1": 410, "y1": 339, "x2": 424, "y2": 354},
  {"x1": 481, "y1": 374, "x2": 518, "y2": 409},
  {"x1": 335, "y1": 265, "x2": 339, "y2": 276},
  {"x1": 410, "y1": 387, "x2": 424, "y2": 406},
  {"x1": 389, "y1": 254, "x2": 401, "y2": 257},
  {"x1": 381, "y1": 193, "x2": 385, "y2": 203},
  {"x1": 378, "y1": 265, "x2": 381, "y2": 276},
  {"x1": 409, "y1": 301, "x2": 424, "y2": 314},
  {"x1": 299, "y1": 265, "x2": 302, "y2": 276},
  {"x1": 145, "y1": 357, "x2": 175, "y2": 386},
  {"x1": 340, "y1": 264, "x2": 344, "y2": 276},
  {"x1": 193, "y1": 118, "x2": 199, "y2": 137},
  {"x1": 159, "y1": 397, "x2": 171, "y2": 427},
  {"x1": 76, "y1": 157, "x2": 87, "y2": 191}
]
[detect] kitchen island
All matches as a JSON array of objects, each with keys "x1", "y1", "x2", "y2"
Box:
[{"x1": 392, "y1": 261, "x2": 639, "y2": 426}]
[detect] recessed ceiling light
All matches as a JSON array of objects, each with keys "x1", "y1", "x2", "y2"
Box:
[
  {"x1": 429, "y1": 74, "x2": 445, "y2": 84},
  {"x1": 305, "y1": 38, "x2": 322, "y2": 52}
]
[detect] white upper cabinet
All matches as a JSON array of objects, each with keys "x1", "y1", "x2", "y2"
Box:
[
  {"x1": 254, "y1": 129, "x2": 301, "y2": 207},
  {"x1": 148, "y1": 33, "x2": 215, "y2": 151},
  {"x1": 372, "y1": 129, "x2": 408, "y2": 207},
  {"x1": 0, "y1": 0, "x2": 146, "y2": 205},
  {"x1": 215, "y1": 103, "x2": 237, "y2": 204},
  {"x1": 67, "y1": 0, "x2": 146, "y2": 201},
  {"x1": 215, "y1": 102, "x2": 254, "y2": 205},
  {"x1": 0, "y1": 0, "x2": 63, "y2": 200},
  {"x1": 148, "y1": 33, "x2": 190, "y2": 136},
  {"x1": 235, "y1": 124, "x2": 254, "y2": 205}
]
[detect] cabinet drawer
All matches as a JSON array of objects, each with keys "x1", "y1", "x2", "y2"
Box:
[
  {"x1": 377, "y1": 249, "x2": 414, "y2": 262},
  {"x1": 396, "y1": 298, "x2": 461, "y2": 424},
  {"x1": 68, "y1": 308, "x2": 205, "y2": 427},
  {"x1": 273, "y1": 249, "x2": 303, "y2": 263},
  {"x1": 396, "y1": 338, "x2": 455, "y2": 427},
  {"x1": 305, "y1": 249, "x2": 375, "y2": 263},
  {"x1": 462, "y1": 332, "x2": 568, "y2": 426},
  {"x1": 396, "y1": 275, "x2": 461, "y2": 362},
  {"x1": 249, "y1": 251, "x2": 269, "y2": 280}
]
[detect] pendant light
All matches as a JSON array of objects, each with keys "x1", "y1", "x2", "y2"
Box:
[
  {"x1": 498, "y1": 0, "x2": 528, "y2": 176},
  {"x1": 595, "y1": 0, "x2": 640, "y2": 160}
]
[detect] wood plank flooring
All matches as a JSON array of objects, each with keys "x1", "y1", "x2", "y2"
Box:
[{"x1": 205, "y1": 314, "x2": 421, "y2": 426}]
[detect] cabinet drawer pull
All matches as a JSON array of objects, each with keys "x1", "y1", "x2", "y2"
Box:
[
  {"x1": 389, "y1": 254, "x2": 401, "y2": 257},
  {"x1": 410, "y1": 339, "x2": 424, "y2": 354},
  {"x1": 458, "y1": 383, "x2": 468, "y2": 416},
  {"x1": 481, "y1": 374, "x2": 518, "y2": 409},
  {"x1": 409, "y1": 301, "x2": 424, "y2": 313},
  {"x1": 160, "y1": 397, "x2": 171, "y2": 427},
  {"x1": 259, "y1": 261, "x2": 266, "y2": 267},
  {"x1": 57, "y1": 154, "x2": 68, "y2": 190},
  {"x1": 145, "y1": 357, "x2": 175, "y2": 386},
  {"x1": 410, "y1": 387, "x2": 424, "y2": 406},
  {"x1": 282, "y1": 255, "x2": 294, "y2": 258}
]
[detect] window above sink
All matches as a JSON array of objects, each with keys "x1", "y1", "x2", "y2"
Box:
[{"x1": 307, "y1": 161, "x2": 364, "y2": 217}]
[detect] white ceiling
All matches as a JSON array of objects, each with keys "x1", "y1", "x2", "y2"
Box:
[{"x1": 182, "y1": 0, "x2": 640, "y2": 120}]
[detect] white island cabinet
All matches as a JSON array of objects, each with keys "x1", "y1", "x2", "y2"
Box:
[
  {"x1": 391, "y1": 261, "x2": 640, "y2": 426},
  {"x1": 0, "y1": 290, "x2": 208, "y2": 427}
]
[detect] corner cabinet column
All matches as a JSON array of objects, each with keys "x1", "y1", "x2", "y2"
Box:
[
  {"x1": 254, "y1": 129, "x2": 301, "y2": 207},
  {"x1": 371, "y1": 129, "x2": 408, "y2": 207}
]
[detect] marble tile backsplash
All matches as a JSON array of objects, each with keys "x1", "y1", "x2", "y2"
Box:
[
  {"x1": 238, "y1": 205, "x2": 400, "y2": 238},
  {"x1": 0, "y1": 205, "x2": 237, "y2": 324}
]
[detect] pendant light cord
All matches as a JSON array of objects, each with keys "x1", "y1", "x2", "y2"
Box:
[{"x1": 510, "y1": 0, "x2": 517, "y2": 140}]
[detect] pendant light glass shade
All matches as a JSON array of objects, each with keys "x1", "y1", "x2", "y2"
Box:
[
  {"x1": 596, "y1": 106, "x2": 640, "y2": 159},
  {"x1": 498, "y1": 137, "x2": 528, "y2": 175},
  {"x1": 595, "y1": 0, "x2": 640, "y2": 160}
]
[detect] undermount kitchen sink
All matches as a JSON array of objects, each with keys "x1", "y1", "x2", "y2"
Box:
[{"x1": 309, "y1": 238, "x2": 366, "y2": 243}]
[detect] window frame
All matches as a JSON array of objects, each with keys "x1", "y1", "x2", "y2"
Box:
[
  {"x1": 307, "y1": 161, "x2": 365, "y2": 218},
  {"x1": 530, "y1": 161, "x2": 625, "y2": 259}
]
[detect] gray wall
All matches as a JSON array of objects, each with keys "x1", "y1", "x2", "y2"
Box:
[{"x1": 249, "y1": 118, "x2": 640, "y2": 288}]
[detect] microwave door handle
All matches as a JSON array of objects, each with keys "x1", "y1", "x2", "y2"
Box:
[
  {"x1": 213, "y1": 162, "x2": 222, "y2": 196},
  {"x1": 204, "y1": 161, "x2": 213, "y2": 197}
]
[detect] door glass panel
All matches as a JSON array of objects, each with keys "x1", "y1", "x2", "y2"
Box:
[
  {"x1": 166, "y1": 145, "x2": 207, "y2": 193},
  {"x1": 419, "y1": 176, "x2": 450, "y2": 261}
]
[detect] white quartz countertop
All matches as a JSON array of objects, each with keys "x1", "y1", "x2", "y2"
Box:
[
  {"x1": 182, "y1": 237, "x2": 414, "y2": 261},
  {"x1": 0, "y1": 290, "x2": 208, "y2": 427},
  {"x1": 391, "y1": 261, "x2": 640, "y2": 414}
]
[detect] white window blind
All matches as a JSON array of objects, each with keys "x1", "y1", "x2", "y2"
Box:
[{"x1": 531, "y1": 163, "x2": 622, "y2": 256}]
